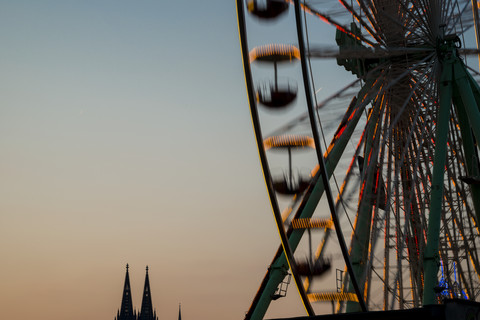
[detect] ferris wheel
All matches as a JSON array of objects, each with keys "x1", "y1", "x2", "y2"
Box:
[{"x1": 237, "y1": 0, "x2": 480, "y2": 319}]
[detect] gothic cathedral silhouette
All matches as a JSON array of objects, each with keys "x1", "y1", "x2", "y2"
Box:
[{"x1": 114, "y1": 265, "x2": 158, "y2": 320}]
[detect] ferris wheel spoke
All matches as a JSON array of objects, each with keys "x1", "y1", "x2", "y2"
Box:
[
  {"x1": 308, "y1": 46, "x2": 435, "y2": 61},
  {"x1": 444, "y1": 128, "x2": 480, "y2": 284},
  {"x1": 385, "y1": 2, "x2": 433, "y2": 46},
  {"x1": 445, "y1": 199, "x2": 476, "y2": 298},
  {"x1": 286, "y1": 85, "x2": 376, "y2": 236},
  {"x1": 388, "y1": 106, "x2": 434, "y2": 305},
  {"x1": 268, "y1": 78, "x2": 362, "y2": 137},
  {"x1": 402, "y1": 154, "x2": 424, "y2": 306},
  {"x1": 444, "y1": 0, "x2": 472, "y2": 35},
  {"x1": 353, "y1": 0, "x2": 390, "y2": 45},
  {"x1": 402, "y1": 1, "x2": 435, "y2": 41},
  {"x1": 343, "y1": 86, "x2": 390, "y2": 312},
  {"x1": 364, "y1": 204, "x2": 387, "y2": 306},
  {"x1": 303, "y1": 132, "x2": 367, "y2": 293},
  {"x1": 439, "y1": 189, "x2": 476, "y2": 298},
  {"x1": 338, "y1": 0, "x2": 386, "y2": 46},
  {"x1": 355, "y1": 0, "x2": 389, "y2": 40},
  {"x1": 441, "y1": 0, "x2": 455, "y2": 29},
  {"x1": 299, "y1": 1, "x2": 378, "y2": 47},
  {"x1": 375, "y1": 60, "x2": 437, "y2": 153}
]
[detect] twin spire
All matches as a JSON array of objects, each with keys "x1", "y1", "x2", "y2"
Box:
[
  {"x1": 115, "y1": 264, "x2": 158, "y2": 320},
  {"x1": 117, "y1": 264, "x2": 134, "y2": 320},
  {"x1": 138, "y1": 266, "x2": 155, "y2": 320}
]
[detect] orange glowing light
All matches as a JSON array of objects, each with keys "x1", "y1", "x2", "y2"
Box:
[
  {"x1": 308, "y1": 292, "x2": 358, "y2": 302},
  {"x1": 249, "y1": 44, "x2": 300, "y2": 63},
  {"x1": 291, "y1": 218, "x2": 334, "y2": 229},
  {"x1": 263, "y1": 135, "x2": 315, "y2": 150}
]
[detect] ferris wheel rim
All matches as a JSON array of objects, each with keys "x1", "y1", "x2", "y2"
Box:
[{"x1": 239, "y1": 0, "x2": 480, "y2": 318}]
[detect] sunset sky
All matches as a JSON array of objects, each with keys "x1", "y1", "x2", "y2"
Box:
[
  {"x1": 2, "y1": 2, "x2": 478, "y2": 320},
  {"x1": 0, "y1": 1, "x2": 310, "y2": 319}
]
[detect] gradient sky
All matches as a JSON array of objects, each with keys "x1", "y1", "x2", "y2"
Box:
[
  {"x1": 2, "y1": 2, "x2": 477, "y2": 320},
  {"x1": 0, "y1": 1, "x2": 306, "y2": 319}
]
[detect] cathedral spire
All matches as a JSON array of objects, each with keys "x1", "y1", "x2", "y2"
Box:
[
  {"x1": 138, "y1": 266, "x2": 158, "y2": 320},
  {"x1": 115, "y1": 264, "x2": 136, "y2": 320}
]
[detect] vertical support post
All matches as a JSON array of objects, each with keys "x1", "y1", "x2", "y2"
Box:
[
  {"x1": 422, "y1": 58, "x2": 453, "y2": 306},
  {"x1": 454, "y1": 65, "x2": 480, "y2": 148},
  {"x1": 453, "y1": 60, "x2": 480, "y2": 225},
  {"x1": 452, "y1": 88, "x2": 480, "y2": 222}
]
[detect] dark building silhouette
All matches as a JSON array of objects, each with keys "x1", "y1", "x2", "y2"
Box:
[
  {"x1": 115, "y1": 264, "x2": 137, "y2": 320},
  {"x1": 115, "y1": 265, "x2": 158, "y2": 320},
  {"x1": 138, "y1": 266, "x2": 158, "y2": 320}
]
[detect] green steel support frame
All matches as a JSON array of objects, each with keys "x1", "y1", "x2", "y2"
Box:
[
  {"x1": 422, "y1": 49, "x2": 454, "y2": 306},
  {"x1": 423, "y1": 43, "x2": 480, "y2": 305}
]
